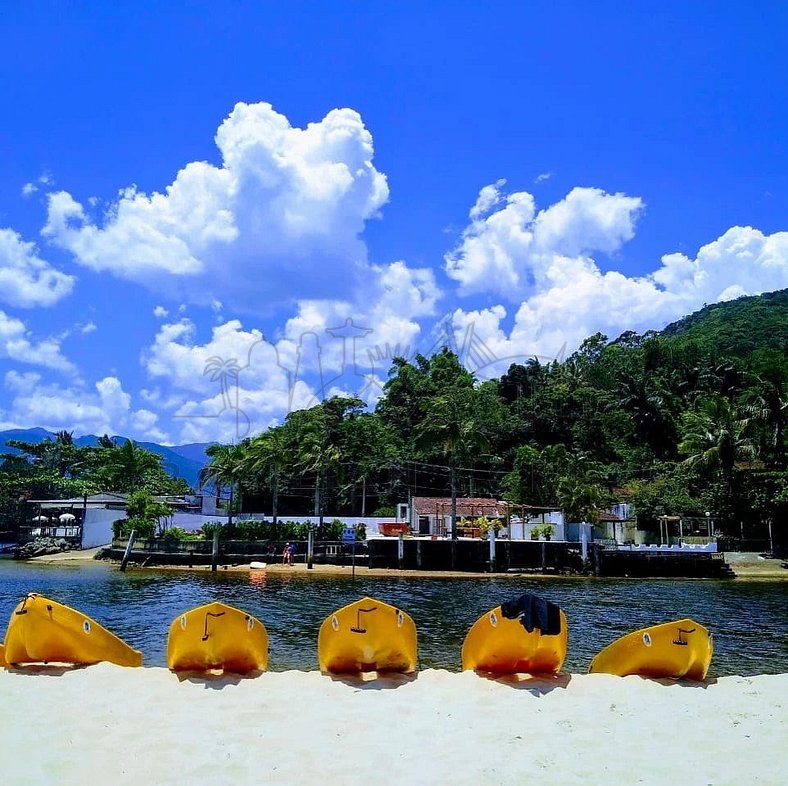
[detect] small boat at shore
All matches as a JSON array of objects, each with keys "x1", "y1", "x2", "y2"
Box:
[
  {"x1": 589, "y1": 618, "x2": 713, "y2": 680},
  {"x1": 461, "y1": 593, "x2": 568, "y2": 675},
  {"x1": 318, "y1": 596, "x2": 418, "y2": 674},
  {"x1": 167, "y1": 601, "x2": 268, "y2": 674},
  {"x1": 3, "y1": 593, "x2": 142, "y2": 668},
  {"x1": 0, "y1": 642, "x2": 6, "y2": 668}
]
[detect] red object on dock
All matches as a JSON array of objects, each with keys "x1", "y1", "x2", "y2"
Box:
[{"x1": 379, "y1": 522, "x2": 410, "y2": 537}]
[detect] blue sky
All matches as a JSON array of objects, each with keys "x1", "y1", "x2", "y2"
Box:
[{"x1": 2, "y1": 1, "x2": 788, "y2": 445}]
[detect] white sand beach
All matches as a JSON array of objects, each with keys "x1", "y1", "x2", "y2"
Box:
[{"x1": 0, "y1": 666, "x2": 785, "y2": 786}]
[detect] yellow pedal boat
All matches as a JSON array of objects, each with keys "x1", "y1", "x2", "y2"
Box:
[
  {"x1": 461, "y1": 593, "x2": 568, "y2": 675},
  {"x1": 0, "y1": 642, "x2": 6, "y2": 668},
  {"x1": 3, "y1": 593, "x2": 142, "y2": 668},
  {"x1": 318, "y1": 596, "x2": 418, "y2": 674},
  {"x1": 166, "y1": 601, "x2": 268, "y2": 674},
  {"x1": 589, "y1": 618, "x2": 713, "y2": 680}
]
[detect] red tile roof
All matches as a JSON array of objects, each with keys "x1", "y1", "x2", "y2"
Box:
[{"x1": 411, "y1": 496, "x2": 507, "y2": 518}]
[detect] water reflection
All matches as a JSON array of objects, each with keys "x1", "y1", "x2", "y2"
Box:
[{"x1": 0, "y1": 561, "x2": 785, "y2": 676}]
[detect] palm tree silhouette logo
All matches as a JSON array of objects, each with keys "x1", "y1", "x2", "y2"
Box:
[
  {"x1": 204, "y1": 356, "x2": 242, "y2": 411},
  {"x1": 201, "y1": 355, "x2": 250, "y2": 438}
]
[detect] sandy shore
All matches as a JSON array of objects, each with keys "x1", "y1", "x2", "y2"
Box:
[
  {"x1": 0, "y1": 666, "x2": 784, "y2": 785},
  {"x1": 27, "y1": 547, "x2": 788, "y2": 579}
]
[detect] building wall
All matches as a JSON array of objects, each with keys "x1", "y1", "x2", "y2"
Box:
[
  {"x1": 509, "y1": 512, "x2": 565, "y2": 541},
  {"x1": 81, "y1": 508, "x2": 126, "y2": 549}
]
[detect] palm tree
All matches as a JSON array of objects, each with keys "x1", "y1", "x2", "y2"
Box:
[
  {"x1": 616, "y1": 375, "x2": 677, "y2": 458},
  {"x1": 107, "y1": 440, "x2": 161, "y2": 492},
  {"x1": 745, "y1": 373, "x2": 788, "y2": 467},
  {"x1": 415, "y1": 389, "x2": 488, "y2": 541},
  {"x1": 199, "y1": 443, "x2": 247, "y2": 525},
  {"x1": 556, "y1": 475, "x2": 609, "y2": 523},
  {"x1": 243, "y1": 427, "x2": 289, "y2": 529},
  {"x1": 679, "y1": 397, "x2": 759, "y2": 493},
  {"x1": 296, "y1": 413, "x2": 340, "y2": 534}
]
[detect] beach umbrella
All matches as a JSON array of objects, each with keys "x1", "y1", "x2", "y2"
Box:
[
  {"x1": 33, "y1": 514, "x2": 49, "y2": 522},
  {"x1": 59, "y1": 513, "x2": 76, "y2": 522}
]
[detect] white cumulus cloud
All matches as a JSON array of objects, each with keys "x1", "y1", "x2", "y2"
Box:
[
  {"x1": 141, "y1": 258, "x2": 440, "y2": 441},
  {"x1": 43, "y1": 101, "x2": 389, "y2": 309},
  {"x1": 445, "y1": 183, "x2": 643, "y2": 298},
  {"x1": 446, "y1": 183, "x2": 788, "y2": 369},
  {"x1": 0, "y1": 310, "x2": 75, "y2": 373},
  {"x1": 0, "y1": 371, "x2": 168, "y2": 441},
  {"x1": 0, "y1": 228, "x2": 74, "y2": 308}
]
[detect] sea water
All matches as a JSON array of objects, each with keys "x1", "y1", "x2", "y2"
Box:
[{"x1": 0, "y1": 559, "x2": 785, "y2": 675}]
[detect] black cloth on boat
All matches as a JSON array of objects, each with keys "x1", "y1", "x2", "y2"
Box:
[{"x1": 501, "y1": 593, "x2": 562, "y2": 636}]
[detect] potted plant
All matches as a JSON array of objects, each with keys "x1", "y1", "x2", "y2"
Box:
[{"x1": 543, "y1": 524, "x2": 555, "y2": 541}]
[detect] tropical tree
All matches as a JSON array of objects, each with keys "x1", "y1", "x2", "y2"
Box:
[
  {"x1": 679, "y1": 397, "x2": 760, "y2": 480},
  {"x1": 243, "y1": 427, "x2": 289, "y2": 527},
  {"x1": 293, "y1": 410, "x2": 341, "y2": 534},
  {"x1": 678, "y1": 396, "x2": 761, "y2": 525},
  {"x1": 415, "y1": 388, "x2": 489, "y2": 540},
  {"x1": 745, "y1": 372, "x2": 788, "y2": 467},
  {"x1": 104, "y1": 440, "x2": 163, "y2": 492},
  {"x1": 555, "y1": 475, "x2": 610, "y2": 524},
  {"x1": 199, "y1": 443, "x2": 248, "y2": 525}
]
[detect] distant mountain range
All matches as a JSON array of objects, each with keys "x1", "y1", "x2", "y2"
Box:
[{"x1": 0, "y1": 428, "x2": 212, "y2": 488}]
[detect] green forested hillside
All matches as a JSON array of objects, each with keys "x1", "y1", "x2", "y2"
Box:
[
  {"x1": 4, "y1": 290, "x2": 788, "y2": 550},
  {"x1": 192, "y1": 289, "x2": 788, "y2": 550},
  {"x1": 661, "y1": 288, "x2": 788, "y2": 359}
]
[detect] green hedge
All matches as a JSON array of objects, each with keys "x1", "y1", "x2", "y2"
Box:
[{"x1": 199, "y1": 519, "x2": 366, "y2": 541}]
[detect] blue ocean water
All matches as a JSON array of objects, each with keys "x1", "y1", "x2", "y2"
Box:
[{"x1": 0, "y1": 559, "x2": 785, "y2": 675}]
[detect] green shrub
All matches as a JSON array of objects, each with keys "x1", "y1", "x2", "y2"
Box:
[{"x1": 161, "y1": 526, "x2": 191, "y2": 543}]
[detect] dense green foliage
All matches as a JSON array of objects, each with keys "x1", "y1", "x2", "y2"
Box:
[
  {"x1": 5, "y1": 290, "x2": 788, "y2": 550},
  {"x1": 201, "y1": 292, "x2": 788, "y2": 547},
  {"x1": 113, "y1": 490, "x2": 174, "y2": 539},
  {"x1": 0, "y1": 433, "x2": 190, "y2": 531}
]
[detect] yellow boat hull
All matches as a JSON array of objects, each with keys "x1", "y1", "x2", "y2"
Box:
[
  {"x1": 461, "y1": 598, "x2": 568, "y2": 675},
  {"x1": 166, "y1": 602, "x2": 268, "y2": 674},
  {"x1": 589, "y1": 618, "x2": 713, "y2": 680},
  {"x1": 318, "y1": 596, "x2": 418, "y2": 674},
  {"x1": 3, "y1": 593, "x2": 142, "y2": 668},
  {"x1": 0, "y1": 642, "x2": 6, "y2": 668}
]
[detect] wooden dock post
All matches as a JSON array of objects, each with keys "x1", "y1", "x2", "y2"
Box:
[
  {"x1": 211, "y1": 528, "x2": 219, "y2": 572},
  {"x1": 307, "y1": 528, "x2": 314, "y2": 570},
  {"x1": 489, "y1": 527, "x2": 496, "y2": 573},
  {"x1": 398, "y1": 532, "x2": 404, "y2": 570},
  {"x1": 119, "y1": 529, "x2": 136, "y2": 573}
]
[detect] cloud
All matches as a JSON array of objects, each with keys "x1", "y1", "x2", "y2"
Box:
[
  {"x1": 80, "y1": 322, "x2": 97, "y2": 335},
  {"x1": 0, "y1": 371, "x2": 168, "y2": 441},
  {"x1": 0, "y1": 228, "x2": 75, "y2": 308},
  {"x1": 153, "y1": 305, "x2": 169, "y2": 318},
  {"x1": 21, "y1": 173, "x2": 53, "y2": 198},
  {"x1": 0, "y1": 310, "x2": 75, "y2": 373},
  {"x1": 43, "y1": 101, "x2": 390, "y2": 309},
  {"x1": 447, "y1": 184, "x2": 788, "y2": 365},
  {"x1": 445, "y1": 184, "x2": 643, "y2": 298},
  {"x1": 141, "y1": 258, "x2": 440, "y2": 441},
  {"x1": 143, "y1": 316, "x2": 310, "y2": 442}
]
